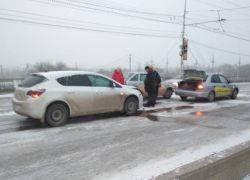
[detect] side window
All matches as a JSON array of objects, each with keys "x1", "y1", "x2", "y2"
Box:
[
  {"x1": 68, "y1": 75, "x2": 91, "y2": 86},
  {"x1": 211, "y1": 75, "x2": 221, "y2": 83},
  {"x1": 130, "y1": 74, "x2": 139, "y2": 81},
  {"x1": 57, "y1": 76, "x2": 68, "y2": 86},
  {"x1": 88, "y1": 75, "x2": 112, "y2": 87},
  {"x1": 219, "y1": 75, "x2": 229, "y2": 83},
  {"x1": 140, "y1": 74, "x2": 147, "y2": 81}
]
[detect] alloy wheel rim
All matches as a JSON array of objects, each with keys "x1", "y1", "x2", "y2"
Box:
[
  {"x1": 128, "y1": 102, "x2": 135, "y2": 111},
  {"x1": 51, "y1": 109, "x2": 63, "y2": 122}
]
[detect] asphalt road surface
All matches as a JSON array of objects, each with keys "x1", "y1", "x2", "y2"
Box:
[{"x1": 1, "y1": 83, "x2": 250, "y2": 180}]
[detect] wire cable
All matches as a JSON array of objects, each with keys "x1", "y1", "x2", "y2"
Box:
[
  {"x1": 0, "y1": 17, "x2": 181, "y2": 38},
  {"x1": 30, "y1": 0, "x2": 183, "y2": 25}
]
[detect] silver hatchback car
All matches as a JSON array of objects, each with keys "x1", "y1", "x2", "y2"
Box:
[{"x1": 175, "y1": 70, "x2": 239, "y2": 102}]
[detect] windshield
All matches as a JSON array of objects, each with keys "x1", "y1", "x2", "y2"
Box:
[{"x1": 124, "y1": 73, "x2": 135, "y2": 80}]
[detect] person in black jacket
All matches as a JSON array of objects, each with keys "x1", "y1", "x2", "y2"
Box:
[
  {"x1": 150, "y1": 65, "x2": 161, "y2": 106},
  {"x1": 144, "y1": 66, "x2": 157, "y2": 107}
]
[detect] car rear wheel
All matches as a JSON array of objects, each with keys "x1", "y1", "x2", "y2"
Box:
[
  {"x1": 180, "y1": 96, "x2": 188, "y2": 101},
  {"x1": 163, "y1": 88, "x2": 172, "y2": 99},
  {"x1": 46, "y1": 104, "x2": 69, "y2": 127},
  {"x1": 231, "y1": 89, "x2": 238, "y2": 99},
  {"x1": 207, "y1": 91, "x2": 215, "y2": 102},
  {"x1": 124, "y1": 96, "x2": 138, "y2": 116}
]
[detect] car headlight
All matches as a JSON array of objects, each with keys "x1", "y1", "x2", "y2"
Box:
[{"x1": 172, "y1": 82, "x2": 178, "y2": 87}]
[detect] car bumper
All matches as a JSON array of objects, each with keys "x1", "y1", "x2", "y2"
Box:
[
  {"x1": 138, "y1": 94, "x2": 143, "y2": 108},
  {"x1": 12, "y1": 97, "x2": 47, "y2": 119},
  {"x1": 175, "y1": 89, "x2": 209, "y2": 98}
]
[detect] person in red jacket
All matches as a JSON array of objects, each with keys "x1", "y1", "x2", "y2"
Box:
[{"x1": 112, "y1": 67, "x2": 125, "y2": 85}]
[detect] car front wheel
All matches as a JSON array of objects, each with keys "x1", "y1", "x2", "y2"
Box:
[
  {"x1": 46, "y1": 104, "x2": 69, "y2": 127},
  {"x1": 231, "y1": 89, "x2": 238, "y2": 99},
  {"x1": 124, "y1": 97, "x2": 138, "y2": 116},
  {"x1": 163, "y1": 88, "x2": 172, "y2": 99},
  {"x1": 180, "y1": 96, "x2": 188, "y2": 101}
]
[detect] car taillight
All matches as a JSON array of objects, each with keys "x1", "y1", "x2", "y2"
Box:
[
  {"x1": 197, "y1": 84, "x2": 204, "y2": 90},
  {"x1": 27, "y1": 89, "x2": 46, "y2": 98}
]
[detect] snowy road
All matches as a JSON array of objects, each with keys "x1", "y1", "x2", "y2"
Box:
[{"x1": 1, "y1": 83, "x2": 250, "y2": 180}]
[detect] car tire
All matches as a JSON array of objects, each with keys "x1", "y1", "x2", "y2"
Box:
[
  {"x1": 231, "y1": 89, "x2": 238, "y2": 99},
  {"x1": 46, "y1": 104, "x2": 69, "y2": 127},
  {"x1": 207, "y1": 91, "x2": 215, "y2": 102},
  {"x1": 180, "y1": 96, "x2": 188, "y2": 101},
  {"x1": 124, "y1": 96, "x2": 138, "y2": 116},
  {"x1": 163, "y1": 88, "x2": 172, "y2": 99}
]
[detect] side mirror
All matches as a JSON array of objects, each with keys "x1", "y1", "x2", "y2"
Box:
[{"x1": 228, "y1": 80, "x2": 232, "y2": 83}]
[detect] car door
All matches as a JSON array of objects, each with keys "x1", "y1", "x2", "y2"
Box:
[
  {"x1": 127, "y1": 74, "x2": 139, "y2": 87},
  {"x1": 87, "y1": 75, "x2": 123, "y2": 113},
  {"x1": 218, "y1": 75, "x2": 231, "y2": 96},
  {"x1": 62, "y1": 74, "x2": 95, "y2": 115},
  {"x1": 211, "y1": 75, "x2": 224, "y2": 97}
]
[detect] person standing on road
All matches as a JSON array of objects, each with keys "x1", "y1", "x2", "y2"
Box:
[
  {"x1": 144, "y1": 66, "x2": 157, "y2": 107},
  {"x1": 112, "y1": 67, "x2": 125, "y2": 85},
  {"x1": 150, "y1": 65, "x2": 161, "y2": 106}
]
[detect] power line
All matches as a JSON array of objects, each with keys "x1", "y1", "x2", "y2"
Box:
[
  {"x1": 189, "y1": 39, "x2": 250, "y2": 57},
  {"x1": 66, "y1": 0, "x2": 182, "y2": 17},
  {"x1": 29, "y1": 0, "x2": 183, "y2": 25},
  {"x1": 0, "y1": 8, "x2": 182, "y2": 34},
  {"x1": 188, "y1": 46, "x2": 203, "y2": 70},
  {"x1": 94, "y1": 55, "x2": 129, "y2": 69},
  {"x1": 192, "y1": 0, "x2": 250, "y2": 18},
  {"x1": 189, "y1": 25, "x2": 250, "y2": 42},
  {"x1": 156, "y1": 38, "x2": 181, "y2": 66},
  {"x1": 0, "y1": 17, "x2": 181, "y2": 38},
  {"x1": 185, "y1": 30, "x2": 208, "y2": 67}
]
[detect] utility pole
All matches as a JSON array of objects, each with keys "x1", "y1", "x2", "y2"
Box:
[
  {"x1": 0, "y1": 65, "x2": 3, "y2": 79},
  {"x1": 212, "y1": 55, "x2": 215, "y2": 73},
  {"x1": 166, "y1": 57, "x2": 169, "y2": 75},
  {"x1": 129, "y1": 54, "x2": 131, "y2": 72},
  {"x1": 195, "y1": 57, "x2": 198, "y2": 69},
  {"x1": 238, "y1": 56, "x2": 241, "y2": 79},
  {"x1": 180, "y1": 0, "x2": 187, "y2": 74}
]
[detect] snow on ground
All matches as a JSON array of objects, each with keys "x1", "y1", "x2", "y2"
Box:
[
  {"x1": 243, "y1": 175, "x2": 250, "y2": 180},
  {"x1": 96, "y1": 128, "x2": 250, "y2": 180},
  {"x1": 0, "y1": 93, "x2": 13, "y2": 98},
  {"x1": 0, "y1": 111, "x2": 16, "y2": 116}
]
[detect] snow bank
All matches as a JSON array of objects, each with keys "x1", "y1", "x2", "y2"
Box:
[
  {"x1": 0, "y1": 93, "x2": 14, "y2": 98},
  {"x1": 96, "y1": 129, "x2": 250, "y2": 180}
]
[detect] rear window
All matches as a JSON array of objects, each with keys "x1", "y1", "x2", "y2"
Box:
[{"x1": 19, "y1": 75, "x2": 46, "y2": 87}]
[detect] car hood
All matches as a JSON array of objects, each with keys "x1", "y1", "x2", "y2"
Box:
[{"x1": 123, "y1": 85, "x2": 137, "y2": 89}]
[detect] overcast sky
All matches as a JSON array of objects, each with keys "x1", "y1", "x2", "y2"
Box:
[{"x1": 0, "y1": 0, "x2": 250, "y2": 71}]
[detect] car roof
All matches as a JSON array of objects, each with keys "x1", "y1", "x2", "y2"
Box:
[{"x1": 33, "y1": 71, "x2": 101, "y2": 80}]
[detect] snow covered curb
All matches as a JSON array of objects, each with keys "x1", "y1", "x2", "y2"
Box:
[{"x1": 156, "y1": 140, "x2": 250, "y2": 180}]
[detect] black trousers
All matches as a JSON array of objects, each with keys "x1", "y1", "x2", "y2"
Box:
[
  {"x1": 147, "y1": 91, "x2": 155, "y2": 106},
  {"x1": 152, "y1": 87, "x2": 159, "y2": 105}
]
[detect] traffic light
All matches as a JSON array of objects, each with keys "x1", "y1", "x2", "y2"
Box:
[{"x1": 182, "y1": 39, "x2": 188, "y2": 60}]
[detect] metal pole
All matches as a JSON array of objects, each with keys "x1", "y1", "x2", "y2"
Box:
[
  {"x1": 238, "y1": 56, "x2": 241, "y2": 80},
  {"x1": 129, "y1": 54, "x2": 131, "y2": 72},
  {"x1": 180, "y1": 0, "x2": 187, "y2": 74},
  {"x1": 0, "y1": 65, "x2": 2, "y2": 79},
  {"x1": 166, "y1": 57, "x2": 169, "y2": 75}
]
